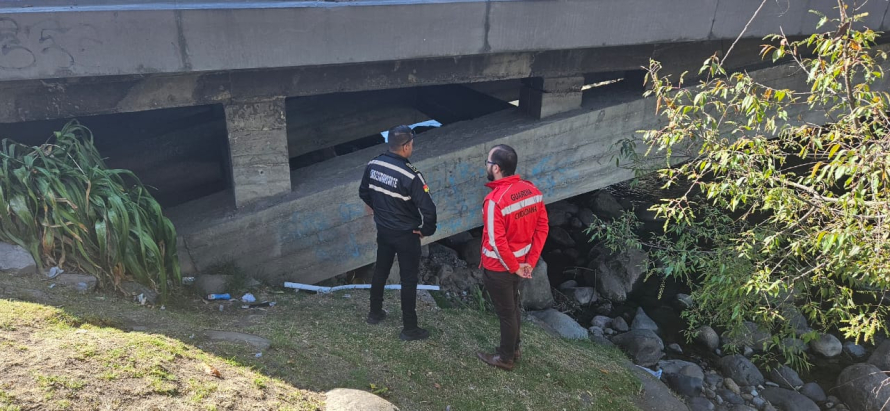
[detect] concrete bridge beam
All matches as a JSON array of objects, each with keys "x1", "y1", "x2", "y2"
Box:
[
  {"x1": 224, "y1": 98, "x2": 290, "y2": 207},
  {"x1": 520, "y1": 76, "x2": 584, "y2": 119}
]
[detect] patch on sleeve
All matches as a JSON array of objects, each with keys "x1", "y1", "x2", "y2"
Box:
[{"x1": 423, "y1": 185, "x2": 430, "y2": 193}]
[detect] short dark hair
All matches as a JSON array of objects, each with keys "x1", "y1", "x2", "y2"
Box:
[
  {"x1": 387, "y1": 125, "x2": 415, "y2": 150},
  {"x1": 490, "y1": 144, "x2": 517, "y2": 176}
]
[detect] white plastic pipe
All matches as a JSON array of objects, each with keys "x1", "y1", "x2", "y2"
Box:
[{"x1": 283, "y1": 282, "x2": 440, "y2": 293}]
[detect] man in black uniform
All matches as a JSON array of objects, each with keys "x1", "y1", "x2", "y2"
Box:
[{"x1": 359, "y1": 125, "x2": 437, "y2": 341}]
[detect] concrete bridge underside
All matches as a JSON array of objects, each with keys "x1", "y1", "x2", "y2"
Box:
[
  {"x1": 1, "y1": 0, "x2": 882, "y2": 284},
  {"x1": 168, "y1": 61, "x2": 820, "y2": 285}
]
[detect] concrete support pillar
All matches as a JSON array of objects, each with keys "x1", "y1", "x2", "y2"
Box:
[
  {"x1": 224, "y1": 98, "x2": 291, "y2": 207},
  {"x1": 519, "y1": 76, "x2": 584, "y2": 119}
]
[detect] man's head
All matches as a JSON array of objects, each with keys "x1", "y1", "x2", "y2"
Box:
[
  {"x1": 486, "y1": 144, "x2": 518, "y2": 181},
  {"x1": 387, "y1": 125, "x2": 415, "y2": 158}
]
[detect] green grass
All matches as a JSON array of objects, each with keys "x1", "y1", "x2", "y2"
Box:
[
  {"x1": 200, "y1": 291, "x2": 643, "y2": 410},
  {"x1": 0, "y1": 274, "x2": 644, "y2": 410}
]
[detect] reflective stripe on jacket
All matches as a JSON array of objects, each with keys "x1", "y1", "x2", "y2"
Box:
[{"x1": 359, "y1": 152, "x2": 437, "y2": 236}]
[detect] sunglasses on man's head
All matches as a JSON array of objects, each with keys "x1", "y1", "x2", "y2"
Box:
[{"x1": 486, "y1": 160, "x2": 498, "y2": 167}]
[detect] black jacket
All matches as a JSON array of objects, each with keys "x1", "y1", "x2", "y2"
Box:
[{"x1": 359, "y1": 152, "x2": 437, "y2": 236}]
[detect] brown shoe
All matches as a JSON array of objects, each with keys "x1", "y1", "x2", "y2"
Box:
[
  {"x1": 476, "y1": 352, "x2": 515, "y2": 371},
  {"x1": 493, "y1": 347, "x2": 521, "y2": 361}
]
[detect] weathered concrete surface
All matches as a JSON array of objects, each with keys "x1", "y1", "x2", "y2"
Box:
[
  {"x1": 3, "y1": 0, "x2": 885, "y2": 83},
  {"x1": 171, "y1": 85, "x2": 648, "y2": 281},
  {"x1": 169, "y1": 60, "x2": 837, "y2": 283},
  {"x1": 520, "y1": 76, "x2": 584, "y2": 119},
  {"x1": 0, "y1": 39, "x2": 768, "y2": 123},
  {"x1": 224, "y1": 99, "x2": 291, "y2": 207}
]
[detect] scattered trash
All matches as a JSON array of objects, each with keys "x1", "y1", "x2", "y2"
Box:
[
  {"x1": 343, "y1": 294, "x2": 352, "y2": 298},
  {"x1": 241, "y1": 293, "x2": 256, "y2": 303},
  {"x1": 218, "y1": 304, "x2": 224, "y2": 312},
  {"x1": 207, "y1": 293, "x2": 231, "y2": 301},
  {"x1": 75, "y1": 329, "x2": 87, "y2": 334},
  {"x1": 283, "y1": 282, "x2": 440, "y2": 293},
  {"x1": 203, "y1": 363, "x2": 222, "y2": 378},
  {"x1": 48, "y1": 283, "x2": 56, "y2": 289},
  {"x1": 189, "y1": 334, "x2": 195, "y2": 339},
  {"x1": 255, "y1": 352, "x2": 263, "y2": 358},
  {"x1": 636, "y1": 365, "x2": 663, "y2": 379},
  {"x1": 75, "y1": 282, "x2": 89, "y2": 293},
  {"x1": 136, "y1": 293, "x2": 147, "y2": 305},
  {"x1": 47, "y1": 266, "x2": 63, "y2": 279},
  {"x1": 160, "y1": 305, "x2": 165, "y2": 310},
  {"x1": 182, "y1": 276, "x2": 196, "y2": 285}
]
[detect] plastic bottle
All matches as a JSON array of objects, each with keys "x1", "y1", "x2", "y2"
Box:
[{"x1": 207, "y1": 293, "x2": 231, "y2": 300}]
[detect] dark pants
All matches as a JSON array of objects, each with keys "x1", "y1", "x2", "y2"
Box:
[
  {"x1": 483, "y1": 269, "x2": 521, "y2": 361},
  {"x1": 370, "y1": 228, "x2": 421, "y2": 330}
]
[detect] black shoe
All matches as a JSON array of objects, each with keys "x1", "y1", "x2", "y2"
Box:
[
  {"x1": 366, "y1": 310, "x2": 387, "y2": 325},
  {"x1": 399, "y1": 327, "x2": 430, "y2": 341}
]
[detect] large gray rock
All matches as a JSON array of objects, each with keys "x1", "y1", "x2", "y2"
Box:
[
  {"x1": 611, "y1": 329, "x2": 665, "y2": 367},
  {"x1": 868, "y1": 340, "x2": 890, "y2": 371},
  {"x1": 798, "y1": 382, "x2": 826, "y2": 403},
  {"x1": 577, "y1": 207, "x2": 596, "y2": 227},
  {"x1": 547, "y1": 201, "x2": 579, "y2": 218},
  {"x1": 548, "y1": 227, "x2": 576, "y2": 248},
  {"x1": 325, "y1": 388, "x2": 399, "y2": 411},
  {"x1": 778, "y1": 304, "x2": 810, "y2": 336},
  {"x1": 440, "y1": 266, "x2": 484, "y2": 293},
  {"x1": 588, "y1": 191, "x2": 624, "y2": 220},
  {"x1": 54, "y1": 273, "x2": 98, "y2": 293},
  {"x1": 0, "y1": 242, "x2": 37, "y2": 276},
  {"x1": 528, "y1": 308, "x2": 587, "y2": 340},
  {"x1": 809, "y1": 333, "x2": 842, "y2": 358},
  {"x1": 591, "y1": 315, "x2": 612, "y2": 329},
  {"x1": 768, "y1": 365, "x2": 803, "y2": 390},
  {"x1": 612, "y1": 316, "x2": 629, "y2": 332},
  {"x1": 722, "y1": 322, "x2": 772, "y2": 352},
  {"x1": 548, "y1": 210, "x2": 571, "y2": 227},
  {"x1": 658, "y1": 360, "x2": 704, "y2": 397},
  {"x1": 460, "y1": 237, "x2": 483, "y2": 267},
  {"x1": 585, "y1": 247, "x2": 647, "y2": 303},
  {"x1": 519, "y1": 260, "x2": 554, "y2": 310},
  {"x1": 719, "y1": 355, "x2": 765, "y2": 387},
  {"x1": 631, "y1": 307, "x2": 659, "y2": 332},
  {"x1": 843, "y1": 341, "x2": 867, "y2": 360},
  {"x1": 687, "y1": 396, "x2": 716, "y2": 411},
  {"x1": 837, "y1": 363, "x2": 890, "y2": 411},
  {"x1": 194, "y1": 274, "x2": 231, "y2": 296},
  {"x1": 572, "y1": 287, "x2": 597, "y2": 305},
  {"x1": 761, "y1": 387, "x2": 819, "y2": 411},
  {"x1": 717, "y1": 388, "x2": 746, "y2": 405},
  {"x1": 695, "y1": 325, "x2": 720, "y2": 351},
  {"x1": 629, "y1": 364, "x2": 690, "y2": 411}
]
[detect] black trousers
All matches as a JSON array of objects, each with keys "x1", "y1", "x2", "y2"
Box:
[
  {"x1": 370, "y1": 228, "x2": 421, "y2": 330},
  {"x1": 483, "y1": 269, "x2": 521, "y2": 361}
]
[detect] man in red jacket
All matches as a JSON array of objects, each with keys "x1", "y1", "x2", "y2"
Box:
[{"x1": 476, "y1": 144, "x2": 549, "y2": 371}]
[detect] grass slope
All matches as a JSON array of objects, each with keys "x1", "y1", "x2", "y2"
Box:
[{"x1": 0, "y1": 274, "x2": 642, "y2": 410}]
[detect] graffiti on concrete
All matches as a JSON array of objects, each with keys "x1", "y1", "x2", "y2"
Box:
[{"x1": 0, "y1": 17, "x2": 101, "y2": 71}]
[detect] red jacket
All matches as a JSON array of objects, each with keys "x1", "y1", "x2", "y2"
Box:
[{"x1": 481, "y1": 175, "x2": 549, "y2": 273}]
